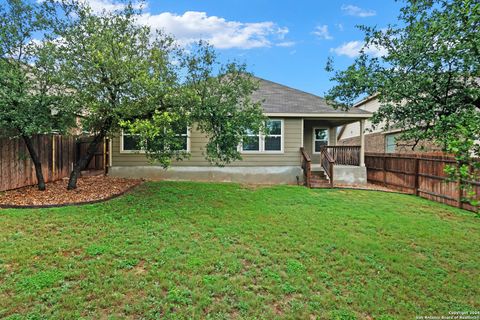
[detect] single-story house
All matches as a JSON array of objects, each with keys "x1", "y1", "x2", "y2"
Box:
[
  {"x1": 108, "y1": 77, "x2": 372, "y2": 186},
  {"x1": 337, "y1": 95, "x2": 442, "y2": 153}
]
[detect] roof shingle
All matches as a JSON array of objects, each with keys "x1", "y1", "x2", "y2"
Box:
[{"x1": 252, "y1": 77, "x2": 371, "y2": 115}]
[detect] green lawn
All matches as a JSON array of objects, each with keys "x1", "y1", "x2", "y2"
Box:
[{"x1": 0, "y1": 182, "x2": 478, "y2": 319}]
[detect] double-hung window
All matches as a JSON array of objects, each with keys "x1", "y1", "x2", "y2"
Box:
[{"x1": 242, "y1": 119, "x2": 283, "y2": 153}]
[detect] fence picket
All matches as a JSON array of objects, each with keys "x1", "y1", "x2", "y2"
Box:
[{"x1": 365, "y1": 152, "x2": 479, "y2": 213}]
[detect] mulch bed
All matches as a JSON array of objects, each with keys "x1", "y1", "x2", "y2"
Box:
[{"x1": 0, "y1": 176, "x2": 142, "y2": 208}]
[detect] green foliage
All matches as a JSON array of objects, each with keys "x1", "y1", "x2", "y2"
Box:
[
  {"x1": 122, "y1": 43, "x2": 265, "y2": 167},
  {"x1": 51, "y1": 1, "x2": 178, "y2": 138},
  {"x1": 52, "y1": 1, "x2": 264, "y2": 168},
  {"x1": 325, "y1": 0, "x2": 480, "y2": 206},
  {"x1": 0, "y1": 0, "x2": 75, "y2": 138},
  {"x1": 0, "y1": 181, "x2": 478, "y2": 318}
]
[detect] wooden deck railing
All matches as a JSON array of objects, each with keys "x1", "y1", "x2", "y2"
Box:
[
  {"x1": 323, "y1": 146, "x2": 361, "y2": 166},
  {"x1": 300, "y1": 147, "x2": 312, "y2": 188},
  {"x1": 320, "y1": 147, "x2": 335, "y2": 188}
]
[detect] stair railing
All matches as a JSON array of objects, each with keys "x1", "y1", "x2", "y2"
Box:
[
  {"x1": 300, "y1": 147, "x2": 312, "y2": 188},
  {"x1": 320, "y1": 147, "x2": 335, "y2": 188}
]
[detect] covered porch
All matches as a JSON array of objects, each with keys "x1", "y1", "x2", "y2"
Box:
[{"x1": 299, "y1": 117, "x2": 368, "y2": 188}]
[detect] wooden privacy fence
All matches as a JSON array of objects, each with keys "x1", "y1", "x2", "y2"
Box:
[
  {"x1": 0, "y1": 135, "x2": 76, "y2": 192},
  {"x1": 365, "y1": 153, "x2": 479, "y2": 212},
  {"x1": 76, "y1": 136, "x2": 105, "y2": 171}
]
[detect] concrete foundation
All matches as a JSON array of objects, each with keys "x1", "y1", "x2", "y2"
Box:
[
  {"x1": 109, "y1": 166, "x2": 304, "y2": 185},
  {"x1": 333, "y1": 165, "x2": 367, "y2": 185}
]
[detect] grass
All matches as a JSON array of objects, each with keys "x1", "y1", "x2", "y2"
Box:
[{"x1": 0, "y1": 181, "x2": 478, "y2": 319}]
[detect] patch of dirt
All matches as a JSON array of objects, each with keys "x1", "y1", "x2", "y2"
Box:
[
  {"x1": 0, "y1": 175, "x2": 142, "y2": 207},
  {"x1": 333, "y1": 183, "x2": 407, "y2": 193},
  {"x1": 133, "y1": 260, "x2": 147, "y2": 275}
]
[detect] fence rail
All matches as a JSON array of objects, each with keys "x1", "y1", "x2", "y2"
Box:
[
  {"x1": 0, "y1": 135, "x2": 75, "y2": 192},
  {"x1": 365, "y1": 152, "x2": 479, "y2": 212}
]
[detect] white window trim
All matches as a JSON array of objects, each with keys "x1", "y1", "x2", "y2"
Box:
[
  {"x1": 120, "y1": 128, "x2": 191, "y2": 154},
  {"x1": 241, "y1": 119, "x2": 284, "y2": 154},
  {"x1": 177, "y1": 127, "x2": 191, "y2": 153},
  {"x1": 312, "y1": 127, "x2": 329, "y2": 154},
  {"x1": 120, "y1": 130, "x2": 145, "y2": 154}
]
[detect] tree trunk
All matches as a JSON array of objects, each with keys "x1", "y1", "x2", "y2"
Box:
[
  {"x1": 67, "y1": 134, "x2": 105, "y2": 190},
  {"x1": 22, "y1": 135, "x2": 46, "y2": 191}
]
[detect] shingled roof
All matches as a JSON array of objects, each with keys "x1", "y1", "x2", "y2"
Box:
[{"x1": 252, "y1": 77, "x2": 371, "y2": 116}]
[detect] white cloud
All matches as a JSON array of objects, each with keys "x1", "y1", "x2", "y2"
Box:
[
  {"x1": 312, "y1": 25, "x2": 333, "y2": 40},
  {"x1": 38, "y1": 0, "x2": 143, "y2": 14},
  {"x1": 330, "y1": 40, "x2": 387, "y2": 58},
  {"x1": 38, "y1": 0, "x2": 291, "y2": 49},
  {"x1": 138, "y1": 11, "x2": 289, "y2": 49},
  {"x1": 277, "y1": 41, "x2": 296, "y2": 47},
  {"x1": 335, "y1": 23, "x2": 344, "y2": 31},
  {"x1": 341, "y1": 4, "x2": 376, "y2": 17}
]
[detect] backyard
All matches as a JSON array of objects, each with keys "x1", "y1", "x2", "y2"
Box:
[{"x1": 0, "y1": 181, "x2": 478, "y2": 319}]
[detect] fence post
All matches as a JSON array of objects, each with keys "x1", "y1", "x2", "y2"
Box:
[
  {"x1": 457, "y1": 179, "x2": 463, "y2": 209},
  {"x1": 52, "y1": 135, "x2": 56, "y2": 179},
  {"x1": 383, "y1": 155, "x2": 387, "y2": 187},
  {"x1": 103, "y1": 138, "x2": 107, "y2": 175},
  {"x1": 414, "y1": 158, "x2": 419, "y2": 196}
]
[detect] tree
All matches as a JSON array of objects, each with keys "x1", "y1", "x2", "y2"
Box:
[
  {"x1": 124, "y1": 44, "x2": 265, "y2": 168},
  {"x1": 53, "y1": 2, "x2": 264, "y2": 189},
  {"x1": 0, "y1": 0, "x2": 73, "y2": 190},
  {"x1": 325, "y1": 0, "x2": 479, "y2": 206}
]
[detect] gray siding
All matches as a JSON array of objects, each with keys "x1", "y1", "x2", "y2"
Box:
[{"x1": 111, "y1": 118, "x2": 302, "y2": 167}]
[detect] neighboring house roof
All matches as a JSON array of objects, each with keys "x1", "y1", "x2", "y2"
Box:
[{"x1": 252, "y1": 77, "x2": 371, "y2": 117}]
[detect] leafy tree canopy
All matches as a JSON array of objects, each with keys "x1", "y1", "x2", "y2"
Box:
[
  {"x1": 50, "y1": 1, "x2": 265, "y2": 188},
  {"x1": 0, "y1": 0, "x2": 76, "y2": 190},
  {"x1": 0, "y1": 0, "x2": 74, "y2": 137},
  {"x1": 325, "y1": 0, "x2": 479, "y2": 205}
]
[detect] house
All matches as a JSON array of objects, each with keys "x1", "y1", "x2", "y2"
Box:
[
  {"x1": 337, "y1": 95, "x2": 442, "y2": 153},
  {"x1": 108, "y1": 77, "x2": 372, "y2": 186}
]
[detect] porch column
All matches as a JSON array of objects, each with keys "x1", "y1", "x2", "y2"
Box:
[
  {"x1": 329, "y1": 127, "x2": 337, "y2": 146},
  {"x1": 360, "y1": 119, "x2": 365, "y2": 166}
]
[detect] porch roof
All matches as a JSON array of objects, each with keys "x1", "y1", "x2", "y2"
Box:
[{"x1": 252, "y1": 77, "x2": 372, "y2": 118}]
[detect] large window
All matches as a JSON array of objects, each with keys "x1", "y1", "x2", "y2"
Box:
[
  {"x1": 121, "y1": 127, "x2": 189, "y2": 153},
  {"x1": 313, "y1": 128, "x2": 329, "y2": 153},
  {"x1": 242, "y1": 119, "x2": 283, "y2": 153}
]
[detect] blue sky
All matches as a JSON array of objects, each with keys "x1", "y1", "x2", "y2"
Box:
[
  {"x1": 137, "y1": 0, "x2": 403, "y2": 96},
  {"x1": 26, "y1": 0, "x2": 403, "y2": 96}
]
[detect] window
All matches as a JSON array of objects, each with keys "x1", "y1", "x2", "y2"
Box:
[
  {"x1": 121, "y1": 130, "x2": 142, "y2": 152},
  {"x1": 385, "y1": 133, "x2": 397, "y2": 153},
  {"x1": 313, "y1": 128, "x2": 329, "y2": 153},
  {"x1": 265, "y1": 120, "x2": 282, "y2": 151},
  {"x1": 173, "y1": 126, "x2": 189, "y2": 152},
  {"x1": 121, "y1": 127, "x2": 189, "y2": 153},
  {"x1": 242, "y1": 119, "x2": 283, "y2": 153},
  {"x1": 243, "y1": 128, "x2": 260, "y2": 151}
]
